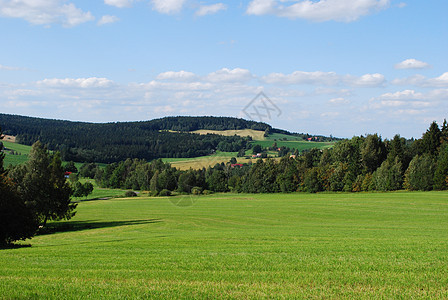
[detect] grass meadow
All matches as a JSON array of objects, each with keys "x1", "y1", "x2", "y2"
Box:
[
  {"x1": 1, "y1": 140, "x2": 31, "y2": 167},
  {"x1": 1, "y1": 192, "x2": 448, "y2": 299}
]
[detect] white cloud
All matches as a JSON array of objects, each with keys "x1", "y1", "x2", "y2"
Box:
[
  {"x1": 196, "y1": 3, "x2": 227, "y2": 16},
  {"x1": 156, "y1": 71, "x2": 197, "y2": 81},
  {"x1": 395, "y1": 58, "x2": 430, "y2": 69},
  {"x1": 0, "y1": 64, "x2": 20, "y2": 71},
  {"x1": 369, "y1": 90, "x2": 431, "y2": 109},
  {"x1": 98, "y1": 15, "x2": 120, "y2": 25},
  {"x1": 321, "y1": 112, "x2": 340, "y2": 118},
  {"x1": 246, "y1": 0, "x2": 390, "y2": 22},
  {"x1": 392, "y1": 72, "x2": 448, "y2": 88},
  {"x1": 428, "y1": 73, "x2": 448, "y2": 87},
  {"x1": 37, "y1": 77, "x2": 115, "y2": 88},
  {"x1": 104, "y1": 0, "x2": 134, "y2": 8},
  {"x1": 262, "y1": 71, "x2": 385, "y2": 87},
  {"x1": 350, "y1": 73, "x2": 385, "y2": 87},
  {"x1": 0, "y1": 0, "x2": 94, "y2": 27},
  {"x1": 151, "y1": 0, "x2": 186, "y2": 14},
  {"x1": 143, "y1": 80, "x2": 213, "y2": 91},
  {"x1": 328, "y1": 97, "x2": 350, "y2": 105},
  {"x1": 206, "y1": 68, "x2": 254, "y2": 83},
  {"x1": 262, "y1": 71, "x2": 340, "y2": 85}
]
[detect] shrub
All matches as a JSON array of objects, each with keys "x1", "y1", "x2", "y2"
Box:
[
  {"x1": 125, "y1": 191, "x2": 137, "y2": 197},
  {"x1": 158, "y1": 189, "x2": 171, "y2": 197},
  {"x1": 191, "y1": 186, "x2": 202, "y2": 195},
  {"x1": 202, "y1": 189, "x2": 213, "y2": 195}
]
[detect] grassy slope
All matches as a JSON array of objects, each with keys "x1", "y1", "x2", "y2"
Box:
[
  {"x1": 1, "y1": 140, "x2": 31, "y2": 166},
  {"x1": 254, "y1": 132, "x2": 334, "y2": 151},
  {"x1": 1, "y1": 192, "x2": 447, "y2": 299},
  {"x1": 252, "y1": 139, "x2": 334, "y2": 151},
  {"x1": 191, "y1": 129, "x2": 266, "y2": 140}
]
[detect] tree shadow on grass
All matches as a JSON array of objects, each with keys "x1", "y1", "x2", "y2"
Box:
[
  {"x1": 37, "y1": 219, "x2": 162, "y2": 236},
  {"x1": 0, "y1": 243, "x2": 32, "y2": 250}
]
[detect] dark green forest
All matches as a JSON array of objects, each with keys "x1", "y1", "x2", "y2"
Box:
[
  {"x1": 0, "y1": 114, "x2": 265, "y2": 163},
  {"x1": 84, "y1": 120, "x2": 448, "y2": 194}
]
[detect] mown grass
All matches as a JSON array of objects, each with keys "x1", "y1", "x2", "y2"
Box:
[
  {"x1": 251, "y1": 139, "x2": 334, "y2": 152},
  {"x1": 191, "y1": 129, "x2": 266, "y2": 140},
  {"x1": 163, "y1": 151, "x2": 240, "y2": 170},
  {"x1": 1, "y1": 191, "x2": 447, "y2": 299},
  {"x1": 1, "y1": 140, "x2": 31, "y2": 166},
  {"x1": 73, "y1": 179, "x2": 130, "y2": 201}
]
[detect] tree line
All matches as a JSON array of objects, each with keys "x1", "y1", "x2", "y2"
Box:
[{"x1": 82, "y1": 121, "x2": 448, "y2": 194}]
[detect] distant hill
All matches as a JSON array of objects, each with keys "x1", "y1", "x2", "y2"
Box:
[
  {"x1": 0, "y1": 114, "x2": 336, "y2": 163},
  {"x1": 0, "y1": 114, "x2": 268, "y2": 163}
]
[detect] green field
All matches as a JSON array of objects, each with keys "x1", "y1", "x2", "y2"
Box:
[
  {"x1": 1, "y1": 192, "x2": 447, "y2": 299},
  {"x1": 1, "y1": 140, "x2": 31, "y2": 166},
  {"x1": 162, "y1": 151, "x2": 240, "y2": 170},
  {"x1": 251, "y1": 139, "x2": 334, "y2": 152}
]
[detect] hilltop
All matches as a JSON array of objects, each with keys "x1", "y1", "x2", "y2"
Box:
[{"x1": 0, "y1": 114, "x2": 335, "y2": 164}]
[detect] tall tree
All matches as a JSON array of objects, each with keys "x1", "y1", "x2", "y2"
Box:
[
  {"x1": 10, "y1": 141, "x2": 76, "y2": 226},
  {"x1": 361, "y1": 134, "x2": 387, "y2": 174},
  {"x1": 404, "y1": 154, "x2": 435, "y2": 191},
  {"x1": 0, "y1": 128, "x2": 39, "y2": 245},
  {"x1": 421, "y1": 121, "x2": 441, "y2": 156},
  {"x1": 433, "y1": 143, "x2": 448, "y2": 190}
]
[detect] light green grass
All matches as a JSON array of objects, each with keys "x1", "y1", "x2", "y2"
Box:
[
  {"x1": 252, "y1": 139, "x2": 334, "y2": 152},
  {"x1": 162, "y1": 151, "x2": 239, "y2": 170},
  {"x1": 1, "y1": 140, "x2": 31, "y2": 166},
  {"x1": 1, "y1": 192, "x2": 448, "y2": 299},
  {"x1": 73, "y1": 179, "x2": 129, "y2": 201}
]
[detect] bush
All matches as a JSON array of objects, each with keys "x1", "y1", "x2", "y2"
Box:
[
  {"x1": 191, "y1": 186, "x2": 202, "y2": 195},
  {"x1": 202, "y1": 190, "x2": 213, "y2": 195},
  {"x1": 125, "y1": 191, "x2": 137, "y2": 197},
  {"x1": 158, "y1": 189, "x2": 171, "y2": 197}
]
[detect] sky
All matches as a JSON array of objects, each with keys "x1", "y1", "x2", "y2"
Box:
[{"x1": 0, "y1": 0, "x2": 447, "y2": 139}]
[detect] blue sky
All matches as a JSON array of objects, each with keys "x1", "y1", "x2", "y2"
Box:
[{"x1": 0, "y1": 0, "x2": 447, "y2": 139}]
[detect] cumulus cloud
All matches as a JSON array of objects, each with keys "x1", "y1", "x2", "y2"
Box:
[
  {"x1": 206, "y1": 68, "x2": 254, "y2": 83},
  {"x1": 246, "y1": 0, "x2": 390, "y2": 22},
  {"x1": 104, "y1": 0, "x2": 134, "y2": 8},
  {"x1": 328, "y1": 97, "x2": 350, "y2": 105},
  {"x1": 196, "y1": 3, "x2": 227, "y2": 16},
  {"x1": 37, "y1": 77, "x2": 115, "y2": 88},
  {"x1": 151, "y1": 0, "x2": 186, "y2": 14},
  {"x1": 156, "y1": 71, "x2": 198, "y2": 81},
  {"x1": 395, "y1": 58, "x2": 430, "y2": 69},
  {"x1": 262, "y1": 71, "x2": 340, "y2": 85},
  {"x1": 428, "y1": 73, "x2": 448, "y2": 87},
  {"x1": 261, "y1": 71, "x2": 385, "y2": 87},
  {"x1": 350, "y1": 73, "x2": 385, "y2": 87},
  {"x1": 392, "y1": 72, "x2": 448, "y2": 88},
  {"x1": 369, "y1": 90, "x2": 430, "y2": 109},
  {"x1": 143, "y1": 80, "x2": 213, "y2": 91},
  {"x1": 0, "y1": 0, "x2": 94, "y2": 27},
  {"x1": 98, "y1": 15, "x2": 119, "y2": 25}
]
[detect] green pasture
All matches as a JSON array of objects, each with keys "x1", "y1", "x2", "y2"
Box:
[
  {"x1": 74, "y1": 179, "x2": 129, "y2": 201},
  {"x1": 251, "y1": 139, "x2": 334, "y2": 152},
  {"x1": 162, "y1": 151, "x2": 239, "y2": 170},
  {"x1": 1, "y1": 192, "x2": 447, "y2": 299},
  {"x1": 1, "y1": 140, "x2": 31, "y2": 166}
]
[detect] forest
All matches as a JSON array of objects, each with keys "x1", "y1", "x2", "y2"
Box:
[
  {"x1": 0, "y1": 114, "x2": 261, "y2": 163},
  {"x1": 82, "y1": 120, "x2": 448, "y2": 194}
]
